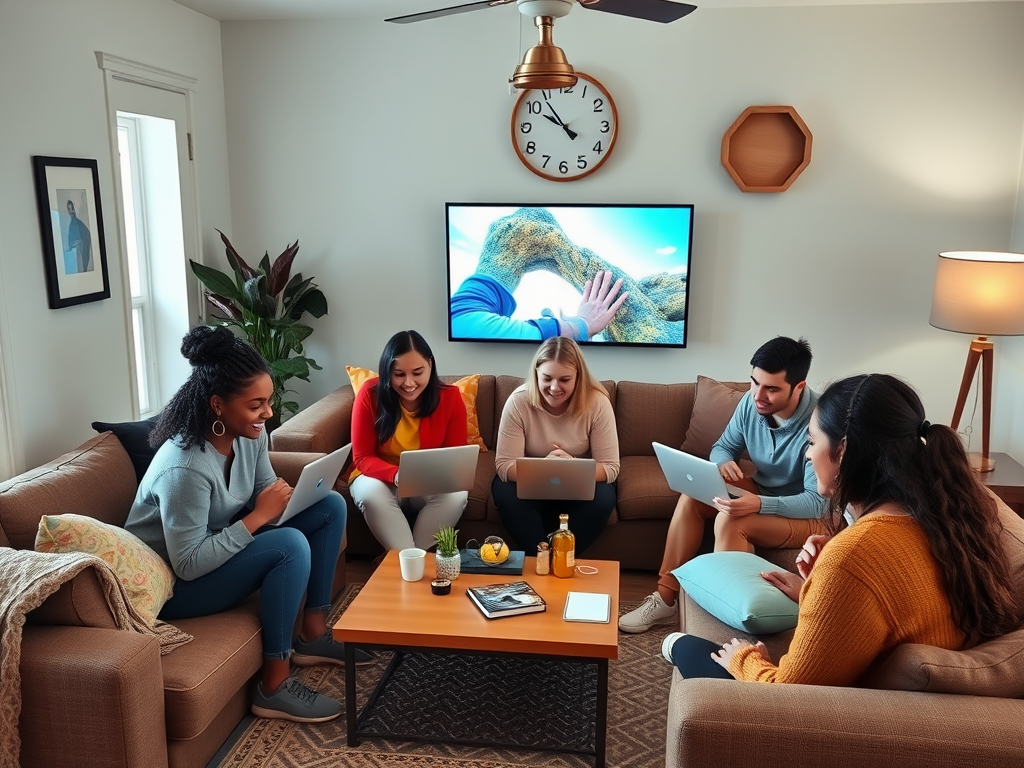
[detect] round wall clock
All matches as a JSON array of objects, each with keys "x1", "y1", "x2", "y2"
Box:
[{"x1": 510, "y1": 72, "x2": 618, "y2": 182}]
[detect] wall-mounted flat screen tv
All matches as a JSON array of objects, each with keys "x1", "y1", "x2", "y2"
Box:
[{"x1": 446, "y1": 203, "x2": 693, "y2": 348}]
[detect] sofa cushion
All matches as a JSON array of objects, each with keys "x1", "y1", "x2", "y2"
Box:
[
  {"x1": 0, "y1": 432, "x2": 138, "y2": 551},
  {"x1": 35, "y1": 513, "x2": 175, "y2": 626},
  {"x1": 868, "y1": 628, "x2": 1024, "y2": 697},
  {"x1": 161, "y1": 596, "x2": 263, "y2": 740},
  {"x1": 673, "y1": 551, "x2": 800, "y2": 635},
  {"x1": 615, "y1": 381, "x2": 696, "y2": 457},
  {"x1": 615, "y1": 455, "x2": 678, "y2": 521},
  {"x1": 680, "y1": 376, "x2": 749, "y2": 459},
  {"x1": 91, "y1": 415, "x2": 160, "y2": 484}
]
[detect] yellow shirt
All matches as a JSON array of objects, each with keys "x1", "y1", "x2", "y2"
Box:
[
  {"x1": 349, "y1": 406, "x2": 421, "y2": 481},
  {"x1": 729, "y1": 514, "x2": 964, "y2": 685}
]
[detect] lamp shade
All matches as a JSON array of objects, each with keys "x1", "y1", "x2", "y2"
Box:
[{"x1": 929, "y1": 251, "x2": 1024, "y2": 336}]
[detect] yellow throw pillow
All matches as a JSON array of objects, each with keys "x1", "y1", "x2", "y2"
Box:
[
  {"x1": 345, "y1": 366, "x2": 487, "y2": 452},
  {"x1": 35, "y1": 514, "x2": 175, "y2": 626}
]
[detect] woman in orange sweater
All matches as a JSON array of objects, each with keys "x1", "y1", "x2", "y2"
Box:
[
  {"x1": 664, "y1": 373, "x2": 1023, "y2": 685},
  {"x1": 349, "y1": 330, "x2": 469, "y2": 551}
]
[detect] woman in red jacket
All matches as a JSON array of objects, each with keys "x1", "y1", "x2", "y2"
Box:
[{"x1": 348, "y1": 330, "x2": 468, "y2": 550}]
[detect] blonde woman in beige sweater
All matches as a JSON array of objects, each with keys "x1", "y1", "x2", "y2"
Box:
[{"x1": 492, "y1": 338, "x2": 620, "y2": 555}]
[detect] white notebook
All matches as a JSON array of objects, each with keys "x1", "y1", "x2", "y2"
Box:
[{"x1": 563, "y1": 592, "x2": 611, "y2": 623}]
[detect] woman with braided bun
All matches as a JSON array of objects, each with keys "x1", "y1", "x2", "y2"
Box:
[
  {"x1": 662, "y1": 373, "x2": 1023, "y2": 685},
  {"x1": 125, "y1": 326, "x2": 370, "y2": 725}
]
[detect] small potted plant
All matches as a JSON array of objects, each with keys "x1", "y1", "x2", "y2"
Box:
[{"x1": 433, "y1": 526, "x2": 461, "y2": 581}]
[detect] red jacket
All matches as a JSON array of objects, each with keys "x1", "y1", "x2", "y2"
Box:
[{"x1": 350, "y1": 378, "x2": 468, "y2": 485}]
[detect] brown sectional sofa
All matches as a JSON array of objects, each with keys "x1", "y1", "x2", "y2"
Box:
[
  {"x1": 0, "y1": 431, "x2": 344, "y2": 768},
  {"x1": 270, "y1": 374, "x2": 750, "y2": 570}
]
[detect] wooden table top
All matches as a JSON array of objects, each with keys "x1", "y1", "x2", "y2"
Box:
[{"x1": 334, "y1": 550, "x2": 619, "y2": 660}]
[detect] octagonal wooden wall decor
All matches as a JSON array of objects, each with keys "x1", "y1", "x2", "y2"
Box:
[{"x1": 721, "y1": 106, "x2": 812, "y2": 193}]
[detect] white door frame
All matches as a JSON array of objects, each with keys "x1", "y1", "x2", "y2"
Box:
[
  {"x1": 96, "y1": 52, "x2": 204, "y2": 419},
  {"x1": 0, "y1": 252, "x2": 20, "y2": 479}
]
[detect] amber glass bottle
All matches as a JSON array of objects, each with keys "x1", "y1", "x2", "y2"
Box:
[{"x1": 551, "y1": 513, "x2": 575, "y2": 578}]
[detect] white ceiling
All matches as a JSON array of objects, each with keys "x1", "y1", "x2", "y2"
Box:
[{"x1": 171, "y1": 0, "x2": 1017, "y2": 22}]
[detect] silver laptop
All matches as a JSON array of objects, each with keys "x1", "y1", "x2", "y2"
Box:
[
  {"x1": 652, "y1": 442, "x2": 742, "y2": 505},
  {"x1": 268, "y1": 444, "x2": 351, "y2": 526},
  {"x1": 397, "y1": 444, "x2": 480, "y2": 498},
  {"x1": 516, "y1": 457, "x2": 597, "y2": 501}
]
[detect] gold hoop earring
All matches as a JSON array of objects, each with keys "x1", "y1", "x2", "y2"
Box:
[{"x1": 212, "y1": 419, "x2": 226, "y2": 437}]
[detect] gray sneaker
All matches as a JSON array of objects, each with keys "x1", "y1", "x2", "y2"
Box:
[
  {"x1": 618, "y1": 591, "x2": 678, "y2": 633},
  {"x1": 293, "y1": 631, "x2": 376, "y2": 667},
  {"x1": 251, "y1": 677, "x2": 342, "y2": 723}
]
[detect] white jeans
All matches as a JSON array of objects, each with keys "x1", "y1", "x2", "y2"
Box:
[{"x1": 348, "y1": 473, "x2": 468, "y2": 551}]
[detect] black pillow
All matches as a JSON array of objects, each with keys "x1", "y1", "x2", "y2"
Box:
[{"x1": 92, "y1": 415, "x2": 161, "y2": 484}]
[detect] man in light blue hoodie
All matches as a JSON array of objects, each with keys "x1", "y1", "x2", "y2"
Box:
[{"x1": 619, "y1": 337, "x2": 827, "y2": 633}]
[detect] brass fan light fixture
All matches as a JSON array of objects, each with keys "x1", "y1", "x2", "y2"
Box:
[{"x1": 386, "y1": 0, "x2": 697, "y2": 90}]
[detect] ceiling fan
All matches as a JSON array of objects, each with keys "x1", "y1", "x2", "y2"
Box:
[{"x1": 385, "y1": 0, "x2": 698, "y2": 90}]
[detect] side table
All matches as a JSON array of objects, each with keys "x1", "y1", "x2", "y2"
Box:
[{"x1": 984, "y1": 452, "x2": 1024, "y2": 517}]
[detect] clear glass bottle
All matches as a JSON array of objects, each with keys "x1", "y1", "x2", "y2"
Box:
[
  {"x1": 551, "y1": 513, "x2": 575, "y2": 578},
  {"x1": 536, "y1": 542, "x2": 550, "y2": 575}
]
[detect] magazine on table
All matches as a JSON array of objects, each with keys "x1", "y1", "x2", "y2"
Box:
[{"x1": 467, "y1": 580, "x2": 546, "y2": 619}]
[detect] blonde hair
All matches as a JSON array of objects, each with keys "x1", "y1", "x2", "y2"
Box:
[{"x1": 526, "y1": 337, "x2": 607, "y2": 419}]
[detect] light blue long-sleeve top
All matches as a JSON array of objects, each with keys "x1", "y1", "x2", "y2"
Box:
[
  {"x1": 709, "y1": 388, "x2": 826, "y2": 519},
  {"x1": 124, "y1": 429, "x2": 276, "y2": 581}
]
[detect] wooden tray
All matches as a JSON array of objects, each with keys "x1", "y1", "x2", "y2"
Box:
[{"x1": 722, "y1": 105, "x2": 812, "y2": 192}]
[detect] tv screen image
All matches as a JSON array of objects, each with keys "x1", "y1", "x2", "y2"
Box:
[{"x1": 446, "y1": 203, "x2": 693, "y2": 347}]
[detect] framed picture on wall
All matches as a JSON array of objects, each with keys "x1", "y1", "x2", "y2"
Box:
[{"x1": 31, "y1": 155, "x2": 111, "y2": 309}]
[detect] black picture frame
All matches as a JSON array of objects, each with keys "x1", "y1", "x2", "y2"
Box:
[{"x1": 31, "y1": 155, "x2": 111, "y2": 309}]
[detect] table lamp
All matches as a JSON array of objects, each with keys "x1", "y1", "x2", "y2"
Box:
[{"x1": 929, "y1": 251, "x2": 1024, "y2": 472}]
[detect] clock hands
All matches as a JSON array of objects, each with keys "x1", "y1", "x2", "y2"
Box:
[{"x1": 545, "y1": 102, "x2": 577, "y2": 141}]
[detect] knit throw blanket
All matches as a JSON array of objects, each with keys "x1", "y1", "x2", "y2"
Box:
[{"x1": 0, "y1": 548, "x2": 193, "y2": 768}]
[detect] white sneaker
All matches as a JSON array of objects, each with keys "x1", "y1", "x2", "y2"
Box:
[
  {"x1": 661, "y1": 631, "x2": 685, "y2": 663},
  {"x1": 617, "y1": 591, "x2": 678, "y2": 633}
]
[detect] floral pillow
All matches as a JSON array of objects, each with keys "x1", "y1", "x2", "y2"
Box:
[
  {"x1": 35, "y1": 514, "x2": 175, "y2": 626},
  {"x1": 346, "y1": 365, "x2": 487, "y2": 452}
]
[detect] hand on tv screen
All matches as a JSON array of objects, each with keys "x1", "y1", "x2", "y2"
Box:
[{"x1": 574, "y1": 270, "x2": 628, "y2": 338}]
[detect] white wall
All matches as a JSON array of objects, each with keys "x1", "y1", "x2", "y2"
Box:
[
  {"x1": 997, "y1": 105, "x2": 1024, "y2": 461},
  {"x1": 0, "y1": 0, "x2": 231, "y2": 471},
  {"x1": 220, "y1": 2, "x2": 1024, "y2": 455}
]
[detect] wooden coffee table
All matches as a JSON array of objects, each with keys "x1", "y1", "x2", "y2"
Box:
[{"x1": 333, "y1": 551, "x2": 619, "y2": 767}]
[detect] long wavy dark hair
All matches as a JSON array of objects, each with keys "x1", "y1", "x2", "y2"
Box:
[
  {"x1": 816, "y1": 374, "x2": 1022, "y2": 642},
  {"x1": 150, "y1": 326, "x2": 271, "y2": 450},
  {"x1": 373, "y1": 330, "x2": 444, "y2": 446}
]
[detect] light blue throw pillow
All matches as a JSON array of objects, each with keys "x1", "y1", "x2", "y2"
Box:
[{"x1": 672, "y1": 551, "x2": 799, "y2": 634}]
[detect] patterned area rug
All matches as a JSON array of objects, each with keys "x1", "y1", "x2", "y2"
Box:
[{"x1": 218, "y1": 586, "x2": 672, "y2": 768}]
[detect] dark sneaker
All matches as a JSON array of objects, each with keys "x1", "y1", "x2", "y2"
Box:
[
  {"x1": 293, "y1": 631, "x2": 376, "y2": 667},
  {"x1": 251, "y1": 677, "x2": 341, "y2": 723}
]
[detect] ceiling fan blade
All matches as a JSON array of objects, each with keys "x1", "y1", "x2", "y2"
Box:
[
  {"x1": 580, "y1": 0, "x2": 697, "y2": 23},
  {"x1": 385, "y1": 0, "x2": 511, "y2": 24}
]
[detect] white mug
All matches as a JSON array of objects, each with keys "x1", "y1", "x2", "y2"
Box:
[{"x1": 398, "y1": 547, "x2": 427, "y2": 582}]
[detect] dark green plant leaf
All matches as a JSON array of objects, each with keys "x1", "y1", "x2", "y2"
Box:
[
  {"x1": 258, "y1": 251, "x2": 272, "y2": 278},
  {"x1": 205, "y1": 292, "x2": 243, "y2": 321},
  {"x1": 281, "y1": 324, "x2": 313, "y2": 351},
  {"x1": 268, "y1": 241, "x2": 299, "y2": 296},
  {"x1": 242, "y1": 275, "x2": 276, "y2": 317},
  {"x1": 279, "y1": 400, "x2": 300, "y2": 415},
  {"x1": 290, "y1": 288, "x2": 328, "y2": 320},
  {"x1": 191, "y1": 260, "x2": 243, "y2": 302},
  {"x1": 283, "y1": 274, "x2": 311, "y2": 304},
  {"x1": 217, "y1": 229, "x2": 257, "y2": 280},
  {"x1": 270, "y1": 357, "x2": 312, "y2": 379}
]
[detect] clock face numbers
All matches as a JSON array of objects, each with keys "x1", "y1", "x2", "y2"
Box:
[{"x1": 511, "y1": 74, "x2": 618, "y2": 182}]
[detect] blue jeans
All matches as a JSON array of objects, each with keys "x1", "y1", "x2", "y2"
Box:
[
  {"x1": 671, "y1": 634, "x2": 735, "y2": 680},
  {"x1": 159, "y1": 492, "x2": 346, "y2": 660}
]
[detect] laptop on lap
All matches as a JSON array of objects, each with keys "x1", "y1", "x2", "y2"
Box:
[
  {"x1": 396, "y1": 444, "x2": 480, "y2": 498},
  {"x1": 268, "y1": 443, "x2": 351, "y2": 526},
  {"x1": 652, "y1": 442, "x2": 742, "y2": 505},
  {"x1": 516, "y1": 457, "x2": 597, "y2": 501}
]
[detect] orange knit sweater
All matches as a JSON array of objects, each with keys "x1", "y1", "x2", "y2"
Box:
[{"x1": 729, "y1": 514, "x2": 964, "y2": 685}]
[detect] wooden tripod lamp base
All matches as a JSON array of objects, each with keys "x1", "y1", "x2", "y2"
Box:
[{"x1": 949, "y1": 336, "x2": 995, "y2": 473}]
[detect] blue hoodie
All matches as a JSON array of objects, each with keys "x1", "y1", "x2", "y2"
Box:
[{"x1": 709, "y1": 388, "x2": 826, "y2": 519}]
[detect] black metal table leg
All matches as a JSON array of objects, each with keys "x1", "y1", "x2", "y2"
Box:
[
  {"x1": 595, "y1": 658, "x2": 608, "y2": 768},
  {"x1": 345, "y1": 642, "x2": 358, "y2": 746}
]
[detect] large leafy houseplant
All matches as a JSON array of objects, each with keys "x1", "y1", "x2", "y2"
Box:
[{"x1": 190, "y1": 230, "x2": 328, "y2": 427}]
